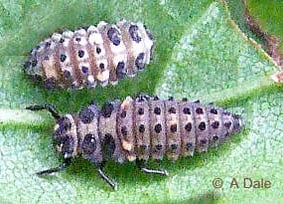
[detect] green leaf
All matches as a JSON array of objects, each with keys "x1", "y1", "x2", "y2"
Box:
[{"x1": 0, "y1": 0, "x2": 282, "y2": 203}]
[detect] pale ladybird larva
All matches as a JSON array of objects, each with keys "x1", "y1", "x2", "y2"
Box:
[
  {"x1": 24, "y1": 20, "x2": 154, "y2": 89},
  {"x1": 26, "y1": 94, "x2": 244, "y2": 190}
]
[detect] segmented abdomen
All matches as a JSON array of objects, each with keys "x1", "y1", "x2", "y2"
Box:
[
  {"x1": 75, "y1": 95, "x2": 243, "y2": 163},
  {"x1": 24, "y1": 20, "x2": 154, "y2": 89}
]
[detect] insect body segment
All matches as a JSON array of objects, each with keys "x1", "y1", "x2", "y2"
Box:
[
  {"x1": 27, "y1": 95, "x2": 244, "y2": 189},
  {"x1": 24, "y1": 20, "x2": 154, "y2": 89}
]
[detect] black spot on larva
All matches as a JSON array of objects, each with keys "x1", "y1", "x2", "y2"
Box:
[
  {"x1": 224, "y1": 121, "x2": 232, "y2": 128},
  {"x1": 140, "y1": 145, "x2": 147, "y2": 151},
  {"x1": 120, "y1": 110, "x2": 127, "y2": 118},
  {"x1": 75, "y1": 37, "x2": 81, "y2": 42},
  {"x1": 116, "y1": 61, "x2": 126, "y2": 79},
  {"x1": 155, "y1": 144, "x2": 162, "y2": 151},
  {"x1": 154, "y1": 107, "x2": 161, "y2": 115},
  {"x1": 44, "y1": 56, "x2": 49, "y2": 60},
  {"x1": 200, "y1": 139, "x2": 207, "y2": 145},
  {"x1": 196, "y1": 108, "x2": 203, "y2": 114},
  {"x1": 101, "y1": 102, "x2": 114, "y2": 118},
  {"x1": 154, "y1": 124, "x2": 162, "y2": 133},
  {"x1": 210, "y1": 108, "x2": 218, "y2": 114},
  {"x1": 211, "y1": 121, "x2": 220, "y2": 129},
  {"x1": 96, "y1": 47, "x2": 101, "y2": 54},
  {"x1": 101, "y1": 133, "x2": 116, "y2": 159},
  {"x1": 63, "y1": 70, "x2": 71, "y2": 78},
  {"x1": 171, "y1": 144, "x2": 178, "y2": 150},
  {"x1": 78, "y1": 50, "x2": 85, "y2": 58},
  {"x1": 31, "y1": 59, "x2": 37, "y2": 67},
  {"x1": 59, "y1": 38, "x2": 65, "y2": 43},
  {"x1": 45, "y1": 42, "x2": 51, "y2": 48},
  {"x1": 135, "y1": 53, "x2": 145, "y2": 69},
  {"x1": 55, "y1": 134, "x2": 74, "y2": 156},
  {"x1": 107, "y1": 27, "x2": 120, "y2": 46},
  {"x1": 168, "y1": 107, "x2": 176, "y2": 114},
  {"x1": 60, "y1": 54, "x2": 67, "y2": 62},
  {"x1": 170, "y1": 124, "x2": 177, "y2": 133},
  {"x1": 199, "y1": 122, "x2": 206, "y2": 131},
  {"x1": 213, "y1": 135, "x2": 219, "y2": 141},
  {"x1": 55, "y1": 117, "x2": 72, "y2": 136},
  {"x1": 44, "y1": 77, "x2": 56, "y2": 89},
  {"x1": 139, "y1": 124, "x2": 145, "y2": 133},
  {"x1": 168, "y1": 96, "x2": 174, "y2": 101},
  {"x1": 185, "y1": 123, "x2": 192, "y2": 132},
  {"x1": 182, "y1": 98, "x2": 188, "y2": 101},
  {"x1": 82, "y1": 134, "x2": 96, "y2": 154},
  {"x1": 24, "y1": 61, "x2": 31, "y2": 69},
  {"x1": 183, "y1": 107, "x2": 190, "y2": 114},
  {"x1": 153, "y1": 96, "x2": 159, "y2": 100},
  {"x1": 81, "y1": 66, "x2": 88, "y2": 74},
  {"x1": 138, "y1": 108, "x2": 144, "y2": 115},
  {"x1": 121, "y1": 126, "x2": 127, "y2": 136},
  {"x1": 79, "y1": 107, "x2": 95, "y2": 124},
  {"x1": 129, "y1": 25, "x2": 141, "y2": 43},
  {"x1": 99, "y1": 63, "x2": 105, "y2": 70},
  {"x1": 186, "y1": 143, "x2": 193, "y2": 151}
]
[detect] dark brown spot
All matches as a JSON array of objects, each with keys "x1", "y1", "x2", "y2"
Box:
[
  {"x1": 183, "y1": 107, "x2": 190, "y2": 114},
  {"x1": 155, "y1": 144, "x2": 162, "y2": 151},
  {"x1": 135, "y1": 53, "x2": 145, "y2": 69},
  {"x1": 79, "y1": 107, "x2": 95, "y2": 124},
  {"x1": 120, "y1": 111, "x2": 127, "y2": 118},
  {"x1": 185, "y1": 123, "x2": 192, "y2": 132},
  {"x1": 171, "y1": 144, "x2": 178, "y2": 150},
  {"x1": 101, "y1": 102, "x2": 114, "y2": 118},
  {"x1": 210, "y1": 108, "x2": 218, "y2": 114},
  {"x1": 196, "y1": 107, "x2": 203, "y2": 114},
  {"x1": 170, "y1": 124, "x2": 177, "y2": 133},
  {"x1": 121, "y1": 126, "x2": 127, "y2": 136},
  {"x1": 185, "y1": 143, "x2": 193, "y2": 151},
  {"x1": 59, "y1": 38, "x2": 65, "y2": 43},
  {"x1": 154, "y1": 107, "x2": 161, "y2": 115},
  {"x1": 78, "y1": 50, "x2": 85, "y2": 58},
  {"x1": 213, "y1": 135, "x2": 219, "y2": 141},
  {"x1": 82, "y1": 134, "x2": 96, "y2": 154},
  {"x1": 153, "y1": 96, "x2": 159, "y2": 100},
  {"x1": 168, "y1": 107, "x2": 176, "y2": 114},
  {"x1": 182, "y1": 98, "x2": 188, "y2": 101},
  {"x1": 63, "y1": 70, "x2": 71, "y2": 78},
  {"x1": 168, "y1": 96, "x2": 174, "y2": 101},
  {"x1": 96, "y1": 47, "x2": 101, "y2": 54},
  {"x1": 75, "y1": 37, "x2": 81, "y2": 42},
  {"x1": 99, "y1": 63, "x2": 105, "y2": 70},
  {"x1": 60, "y1": 54, "x2": 67, "y2": 62},
  {"x1": 81, "y1": 66, "x2": 88, "y2": 74},
  {"x1": 211, "y1": 121, "x2": 220, "y2": 129},
  {"x1": 44, "y1": 77, "x2": 56, "y2": 90},
  {"x1": 138, "y1": 108, "x2": 144, "y2": 115},
  {"x1": 154, "y1": 124, "x2": 162, "y2": 133},
  {"x1": 139, "y1": 124, "x2": 145, "y2": 133},
  {"x1": 200, "y1": 139, "x2": 207, "y2": 145},
  {"x1": 116, "y1": 61, "x2": 126, "y2": 79},
  {"x1": 101, "y1": 133, "x2": 115, "y2": 160},
  {"x1": 129, "y1": 25, "x2": 141, "y2": 42},
  {"x1": 224, "y1": 121, "x2": 232, "y2": 128},
  {"x1": 107, "y1": 27, "x2": 120, "y2": 46},
  {"x1": 199, "y1": 122, "x2": 206, "y2": 131}
]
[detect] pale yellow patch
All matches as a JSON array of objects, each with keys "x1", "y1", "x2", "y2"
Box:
[
  {"x1": 120, "y1": 96, "x2": 133, "y2": 110},
  {"x1": 96, "y1": 70, "x2": 109, "y2": 82},
  {"x1": 127, "y1": 155, "x2": 136, "y2": 162},
  {"x1": 122, "y1": 140, "x2": 133, "y2": 151},
  {"x1": 42, "y1": 60, "x2": 58, "y2": 79}
]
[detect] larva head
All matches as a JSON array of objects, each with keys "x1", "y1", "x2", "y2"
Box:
[{"x1": 53, "y1": 114, "x2": 78, "y2": 159}]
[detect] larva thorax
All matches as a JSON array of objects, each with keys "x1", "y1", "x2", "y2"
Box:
[
  {"x1": 53, "y1": 95, "x2": 244, "y2": 164},
  {"x1": 24, "y1": 20, "x2": 154, "y2": 89}
]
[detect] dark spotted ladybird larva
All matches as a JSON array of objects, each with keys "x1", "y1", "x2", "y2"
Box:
[
  {"x1": 26, "y1": 94, "x2": 244, "y2": 190},
  {"x1": 24, "y1": 20, "x2": 154, "y2": 89}
]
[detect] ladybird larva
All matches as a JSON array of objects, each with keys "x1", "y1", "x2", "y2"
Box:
[
  {"x1": 26, "y1": 94, "x2": 244, "y2": 190},
  {"x1": 24, "y1": 20, "x2": 154, "y2": 89}
]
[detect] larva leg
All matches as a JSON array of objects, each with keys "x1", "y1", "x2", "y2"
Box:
[
  {"x1": 97, "y1": 163, "x2": 117, "y2": 190},
  {"x1": 36, "y1": 158, "x2": 72, "y2": 176},
  {"x1": 136, "y1": 159, "x2": 168, "y2": 176},
  {"x1": 26, "y1": 104, "x2": 60, "y2": 119}
]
